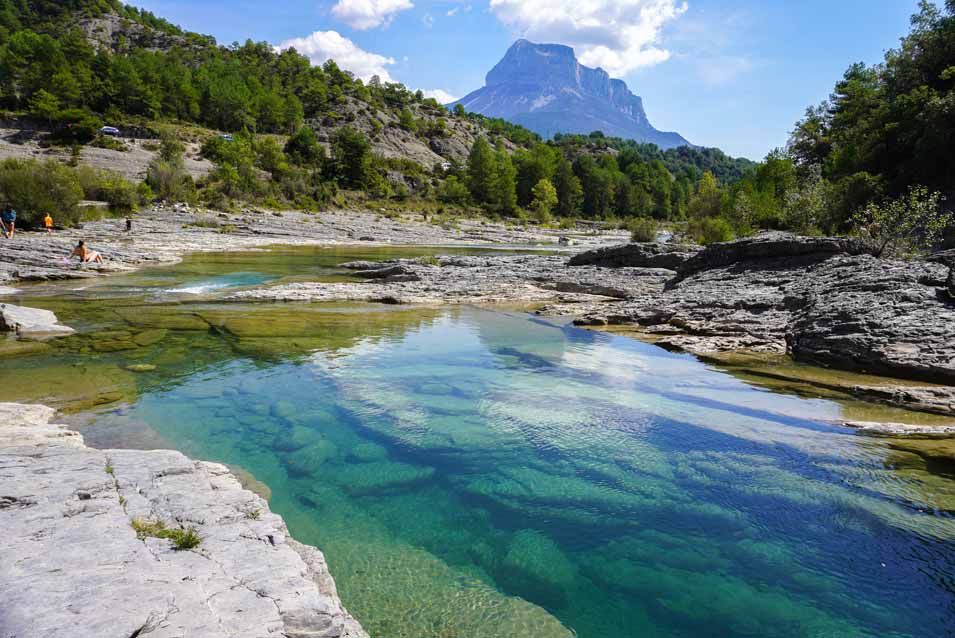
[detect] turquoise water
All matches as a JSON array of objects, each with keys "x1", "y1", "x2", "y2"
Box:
[
  {"x1": 78, "y1": 304, "x2": 955, "y2": 638},
  {"x1": 5, "y1": 247, "x2": 954, "y2": 637}
]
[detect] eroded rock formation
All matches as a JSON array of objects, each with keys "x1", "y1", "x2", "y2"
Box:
[{"x1": 0, "y1": 402, "x2": 367, "y2": 638}]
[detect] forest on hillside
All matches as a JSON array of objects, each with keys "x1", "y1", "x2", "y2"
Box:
[{"x1": 0, "y1": 0, "x2": 950, "y2": 252}]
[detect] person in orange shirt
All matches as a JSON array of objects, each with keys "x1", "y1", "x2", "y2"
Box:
[{"x1": 43, "y1": 213, "x2": 54, "y2": 234}]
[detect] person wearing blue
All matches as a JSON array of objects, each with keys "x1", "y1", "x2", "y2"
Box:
[{"x1": 1, "y1": 205, "x2": 16, "y2": 239}]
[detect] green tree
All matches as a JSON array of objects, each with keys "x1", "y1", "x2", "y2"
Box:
[
  {"x1": 530, "y1": 178, "x2": 558, "y2": 224},
  {"x1": 331, "y1": 126, "x2": 372, "y2": 189},
  {"x1": 467, "y1": 137, "x2": 496, "y2": 205},
  {"x1": 553, "y1": 158, "x2": 582, "y2": 217},
  {"x1": 0, "y1": 158, "x2": 84, "y2": 227},
  {"x1": 687, "y1": 171, "x2": 724, "y2": 219},
  {"x1": 398, "y1": 108, "x2": 416, "y2": 132},
  {"x1": 28, "y1": 89, "x2": 59, "y2": 125},
  {"x1": 491, "y1": 149, "x2": 518, "y2": 215},
  {"x1": 781, "y1": 165, "x2": 828, "y2": 234},
  {"x1": 285, "y1": 126, "x2": 324, "y2": 166}
]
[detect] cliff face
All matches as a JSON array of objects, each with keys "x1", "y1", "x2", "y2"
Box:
[{"x1": 452, "y1": 40, "x2": 690, "y2": 149}]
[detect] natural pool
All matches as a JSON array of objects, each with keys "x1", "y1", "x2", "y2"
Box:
[{"x1": 3, "y1": 247, "x2": 955, "y2": 637}]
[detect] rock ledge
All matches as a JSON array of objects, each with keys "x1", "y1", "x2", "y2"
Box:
[{"x1": 0, "y1": 402, "x2": 367, "y2": 638}]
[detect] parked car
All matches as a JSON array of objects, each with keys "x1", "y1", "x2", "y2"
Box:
[
  {"x1": 219, "y1": 134, "x2": 234, "y2": 141},
  {"x1": 99, "y1": 126, "x2": 121, "y2": 137}
]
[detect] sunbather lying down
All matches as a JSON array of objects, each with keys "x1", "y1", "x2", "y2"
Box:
[{"x1": 71, "y1": 240, "x2": 104, "y2": 264}]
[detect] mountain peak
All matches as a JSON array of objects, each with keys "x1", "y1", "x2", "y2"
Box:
[{"x1": 454, "y1": 39, "x2": 690, "y2": 149}]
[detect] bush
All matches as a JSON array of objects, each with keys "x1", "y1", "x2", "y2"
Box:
[
  {"x1": 687, "y1": 216, "x2": 734, "y2": 245},
  {"x1": 52, "y1": 109, "x2": 101, "y2": 145},
  {"x1": 89, "y1": 135, "x2": 129, "y2": 152},
  {"x1": 0, "y1": 158, "x2": 83, "y2": 226},
  {"x1": 852, "y1": 186, "x2": 948, "y2": 257},
  {"x1": 628, "y1": 217, "x2": 658, "y2": 243},
  {"x1": 284, "y1": 126, "x2": 324, "y2": 166},
  {"x1": 77, "y1": 166, "x2": 142, "y2": 212},
  {"x1": 147, "y1": 160, "x2": 195, "y2": 203},
  {"x1": 437, "y1": 176, "x2": 469, "y2": 204}
]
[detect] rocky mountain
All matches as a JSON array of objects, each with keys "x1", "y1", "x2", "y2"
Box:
[{"x1": 452, "y1": 40, "x2": 690, "y2": 149}]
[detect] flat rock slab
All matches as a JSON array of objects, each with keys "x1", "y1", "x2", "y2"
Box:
[
  {"x1": 0, "y1": 303, "x2": 74, "y2": 337},
  {"x1": 0, "y1": 402, "x2": 367, "y2": 638}
]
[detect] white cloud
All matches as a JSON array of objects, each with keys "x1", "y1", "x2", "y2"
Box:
[
  {"x1": 488, "y1": 0, "x2": 687, "y2": 77},
  {"x1": 667, "y1": 10, "x2": 757, "y2": 87},
  {"x1": 277, "y1": 31, "x2": 396, "y2": 82},
  {"x1": 447, "y1": 7, "x2": 459, "y2": 16},
  {"x1": 422, "y1": 12, "x2": 434, "y2": 28},
  {"x1": 422, "y1": 89, "x2": 458, "y2": 103},
  {"x1": 331, "y1": 0, "x2": 414, "y2": 30}
]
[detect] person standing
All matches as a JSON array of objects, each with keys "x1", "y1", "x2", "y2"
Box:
[
  {"x1": 125, "y1": 216, "x2": 132, "y2": 232},
  {"x1": 43, "y1": 212, "x2": 54, "y2": 234},
  {"x1": 1, "y1": 205, "x2": 15, "y2": 239}
]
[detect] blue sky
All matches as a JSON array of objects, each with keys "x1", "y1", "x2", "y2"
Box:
[{"x1": 134, "y1": 0, "x2": 927, "y2": 159}]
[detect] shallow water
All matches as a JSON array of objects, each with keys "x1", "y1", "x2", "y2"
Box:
[{"x1": 4, "y1": 248, "x2": 955, "y2": 637}]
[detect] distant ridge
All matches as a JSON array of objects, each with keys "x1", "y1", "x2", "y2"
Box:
[{"x1": 451, "y1": 39, "x2": 690, "y2": 149}]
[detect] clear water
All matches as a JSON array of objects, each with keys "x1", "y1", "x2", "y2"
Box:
[{"x1": 4, "y1": 248, "x2": 955, "y2": 638}]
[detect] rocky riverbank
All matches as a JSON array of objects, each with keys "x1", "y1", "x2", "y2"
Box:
[
  {"x1": 0, "y1": 204, "x2": 625, "y2": 283},
  {"x1": 0, "y1": 402, "x2": 367, "y2": 638},
  {"x1": 229, "y1": 232, "x2": 955, "y2": 417}
]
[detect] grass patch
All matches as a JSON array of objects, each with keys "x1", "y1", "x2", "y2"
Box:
[
  {"x1": 131, "y1": 518, "x2": 202, "y2": 550},
  {"x1": 416, "y1": 256, "x2": 441, "y2": 266}
]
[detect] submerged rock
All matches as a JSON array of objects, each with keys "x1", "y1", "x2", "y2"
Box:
[
  {"x1": 498, "y1": 529, "x2": 578, "y2": 608},
  {"x1": 0, "y1": 402, "x2": 367, "y2": 638},
  {"x1": 0, "y1": 303, "x2": 75, "y2": 338}
]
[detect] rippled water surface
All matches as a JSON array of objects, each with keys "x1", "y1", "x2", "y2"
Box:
[{"x1": 4, "y1": 248, "x2": 955, "y2": 638}]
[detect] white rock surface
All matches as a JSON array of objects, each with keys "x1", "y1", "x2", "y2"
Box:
[
  {"x1": 0, "y1": 402, "x2": 367, "y2": 638},
  {"x1": 0, "y1": 303, "x2": 75, "y2": 337}
]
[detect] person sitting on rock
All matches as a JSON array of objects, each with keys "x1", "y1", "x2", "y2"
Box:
[
  {"x1": 1, "y1": 205, "x2": 15, "y2": 239},
  {"x1": 70, "y1": 240, "x2": 104, "y2": 264},
  {"x1": 43, "y1": 212, "x2": 54, "y2": 234}
]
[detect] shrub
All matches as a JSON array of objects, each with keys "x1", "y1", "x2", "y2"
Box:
[
  {"x1": 687, "y1": 216, "x2": 735, "y2": 245},
  {"x1": 852, "y1": 186, "x2": 949, "y2": 257},
  {"x1": 437, "y1": 176, "x2": 469, "y2": 204},
  {"x1": 89, "y1": 135, "x2": 129, "y2": 152},
  {"x1": 77, "y1": 166, "x2": 142, "y2": 212},
  {"x1": 52, "y1": 109, "x2": 101, "y2": 145},
  {"x1": 628, "y1": 217, "x2": 658, "y2": 243},
  {"x1": 0, "y1": 158, "x2": 83, "y2": 226},
  {"x1": 284, "y1": 126, "x2": 324, "y2": 166}
]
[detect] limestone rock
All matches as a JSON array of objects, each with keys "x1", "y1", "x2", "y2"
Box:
[
  {"x1": 0, "y1": 402, "x2": 368, "y2": 638},
  {"x1": 0, "y1": 303, "x2": 75, "y2": 337},
  {"x1": 676, "y1": 231, "x2": 870, "y2": 277},
  {"x1": 568, "y1": 242, "x2": 701, "y2": 270},
  {"x1": 787, "y1": 255, "x2": 955, "y2": 384}
]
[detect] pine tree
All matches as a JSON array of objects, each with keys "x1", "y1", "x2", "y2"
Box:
[
  {"x1": 553, "y1": 158, "x2": 582, "y2": 217},
  {"x1": 467, "y1": 137, "x2": 496, "y2": 205},
  {"x1": 491, "y1": 149, "x2": 517, "y2": 215}
]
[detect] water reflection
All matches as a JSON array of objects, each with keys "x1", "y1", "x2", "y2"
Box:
[
  {"x1": 76, "y1": 308, "x2": 955, "y2": 638},
  {"x1": 3, "y1": 247, "x2": 954, "y2": 637}
]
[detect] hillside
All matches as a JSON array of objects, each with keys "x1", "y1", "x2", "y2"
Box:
[
  {"x1": 452, "y1": 40, "x2": 690, "y2": 149},
  {"x1": 0, "y1": 0, "x2": 758, "y2": 226}
]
